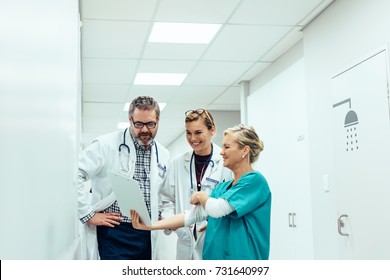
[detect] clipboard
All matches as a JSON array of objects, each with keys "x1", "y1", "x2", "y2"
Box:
[{"x1": 107, "y1": 170, "x2": 152, "y2": 226}]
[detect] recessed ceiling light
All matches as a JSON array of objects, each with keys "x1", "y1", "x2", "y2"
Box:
[
  {"x1": 159, "y1": 103, "x2": 167, "y2": 111},
  {"x1": 149, "y1": 22, "x2": 221, "y2": 44},
  {"x1": 134, "y1": 73, "x2": 187, "y2": 85},
  {"x1": 117, "y1": 122, "x2": 129, "y2": 129}
]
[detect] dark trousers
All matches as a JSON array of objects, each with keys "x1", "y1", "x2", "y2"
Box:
[{"x1": 97, "y1": 222, "x2": 151, "y2": 260}]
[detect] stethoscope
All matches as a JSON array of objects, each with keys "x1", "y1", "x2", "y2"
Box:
[
  {"x1": 189, "y1": 144, "x2": 215, "y2": 192},
  {"x1": 119, "y1": 128, "x2": 162, "y2": 173}
]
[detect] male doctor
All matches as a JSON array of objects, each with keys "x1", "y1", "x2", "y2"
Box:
[{"x1": 77, "y1": 96, "x2": 169, "y2": 260}]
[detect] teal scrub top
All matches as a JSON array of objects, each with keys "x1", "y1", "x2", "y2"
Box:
[{"x1": 202, "y1": 171, "x2": 271, "y2": 260}]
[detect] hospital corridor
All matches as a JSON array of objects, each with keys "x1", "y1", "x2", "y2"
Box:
[{"x1": 1, "y1": 0, "x2": 390, "y2": 266}]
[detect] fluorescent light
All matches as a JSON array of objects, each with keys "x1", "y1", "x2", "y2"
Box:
[
  {"x1": 159, "y1": 103, "x2": 167, "y2": 111},
  {"x1": 149, "y1": 22, "x2": 221, "y2": 44},
  {"x1": 123, "y1": 103, "x2": 129, "y2": 111},
  {"x1": 123, "y1": 102, "x2": 167, "y2": 112},
  {"x1": 134, "y1": 73, "x2": 187, "y2": 85},
  {"x1": 117, "y1": 122, "x2": 129, "y2": 129}
]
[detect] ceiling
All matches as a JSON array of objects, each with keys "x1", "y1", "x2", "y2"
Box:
[{"x1": 79, "y1": 0, "x2": 334, "y2": 147}]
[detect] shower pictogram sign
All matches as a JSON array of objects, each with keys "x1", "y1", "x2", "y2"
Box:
[
  {"x1": 330, "y1": 48, "x2": 390, "y2": 259},
  {"x1": 332, "y1": 98, "x2": 359, "y2": 152}
]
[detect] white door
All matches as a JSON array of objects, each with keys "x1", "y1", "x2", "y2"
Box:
[
  {"x1": 248, "y1": 58, "x2": 313, "y2": 259},
  {"x1": 331, "y1": 49, "x2": 390, "y2": 259}
]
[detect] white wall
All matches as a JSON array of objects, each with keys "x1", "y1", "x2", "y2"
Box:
[
  {"x1": 248, "y1": 42, "x2": 313, "y2": 259},
  {"x1": 248, "y1": 0, "x2": 390, "y2": 259},
  {"x1": 0, "y1": 0, "x2": 81, "y2": 259},
  {"x1": 304, "y1": 0, "x2": 390, "y2": 259}
]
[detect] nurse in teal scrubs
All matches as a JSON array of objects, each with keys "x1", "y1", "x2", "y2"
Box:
[
  {"x1": 201, "y1": 171, "x2": 270, "y2": 260},
  {"x1": 131, "y1": 124, "x2": 271, "y2": 260}
]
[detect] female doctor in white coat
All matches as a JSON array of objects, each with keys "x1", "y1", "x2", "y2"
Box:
[
  {"x1": 160, "y1": 109, "x2": 232, "y2": 259},
  {"x1": 77, "y1": 96, "x2": 169, "y2": 260}
]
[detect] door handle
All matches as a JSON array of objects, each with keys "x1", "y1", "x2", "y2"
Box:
[
  {"x1": 288, "y1": 213, "x2": 297, "y2": 228},
  {"x1": 292, "y1": 213, "x2": 296, "y2": 228},
  {"x1": 337, "y1": 214, "x2": 349, "y2": 236}
]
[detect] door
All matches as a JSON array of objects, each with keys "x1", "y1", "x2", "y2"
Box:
[
  {"x1": 331, "y1": 49, "x2": 390, "y2": 259},
  {"x1": 248, "y1": 58, "x2": 313, "y2": 259}
]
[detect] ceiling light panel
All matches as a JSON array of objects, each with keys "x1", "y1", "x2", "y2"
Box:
[
  {"x1": 148, "y1": 22, "x2": 221, "y2": 44},
  {"x1": 134, "y1": 73, "x2": 187, "y2": 85},
  {"x1": 117, "y1": 122, "x2": 129, "y2": 129}
]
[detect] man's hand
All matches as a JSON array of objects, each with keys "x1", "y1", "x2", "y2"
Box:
[{"x1": 87, "y1": 212, "x2": 123, "y2": 227}]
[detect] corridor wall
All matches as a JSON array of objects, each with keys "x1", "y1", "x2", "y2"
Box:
[
  {"x1": 247, "y1": 0, "x2": 390, "y2": 259},
  {"x1": 0, "y1": 0, "x2": 81, "y2": 259}
]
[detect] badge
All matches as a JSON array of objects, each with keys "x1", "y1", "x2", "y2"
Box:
[{"x1": 158, "y1": 163, "x2": 166, "y2": 178}]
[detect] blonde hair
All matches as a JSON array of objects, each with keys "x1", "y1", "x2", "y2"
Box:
[{"x1": 224, "y1": 124, "x2": 264, "y2": 163}]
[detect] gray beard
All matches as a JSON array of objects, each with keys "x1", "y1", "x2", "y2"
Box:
[{"x1": 130, "y1": 128, "x2": 154, "y2": 146}]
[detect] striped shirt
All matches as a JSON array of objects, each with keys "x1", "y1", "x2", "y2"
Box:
[{"x1": 80, "y1": 136, "x2": 154, "y2": 224}]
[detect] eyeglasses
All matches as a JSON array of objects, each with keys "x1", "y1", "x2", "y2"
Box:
[
  {"x1": 185, "y1": 109, "x2": 209, "y2": 117},
  {"x1": 185, "y1": 109, "x2": 214, "y2": 127},
  {"x1": 131, "y1": 119, "x2": 157, "y2": 129}
]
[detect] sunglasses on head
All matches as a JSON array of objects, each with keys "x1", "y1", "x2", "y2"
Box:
[
  {"x1": 185, "y1": 109, "x2": 214, "y2": 127},
  {"x1": 185, "y1": 109, "x2": 207, "y2": 116}
]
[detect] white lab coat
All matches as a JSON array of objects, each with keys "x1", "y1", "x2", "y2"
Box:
[
  {"x1": 77, "y1": 129, "x2": 169, "y2": 260},
  {"x1": 160, "y1": 144, "x2": 232, "y2": 260}
]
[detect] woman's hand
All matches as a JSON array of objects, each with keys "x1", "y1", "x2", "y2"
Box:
[
  {"x1": 198, "y1": 224, "x2": 207, "y2": 233},
  {"x1": 130, "y1": 210, "x2": 152, "y2": 231},
  {"x1": 190, "y1": 192, "x2": 201, "y2": 205},
  {"x1": 190, "y1": 191, "x2": 209, "y2": 208},
  {"x1": 131, "y1": 210, "x2": 185, "y2": 231}
]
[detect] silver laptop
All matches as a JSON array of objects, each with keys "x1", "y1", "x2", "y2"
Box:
[{"x1": 107, "y1": 170, "x2": 152, "y2": 226}]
